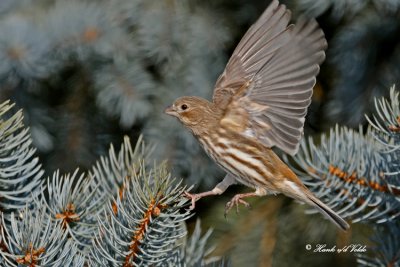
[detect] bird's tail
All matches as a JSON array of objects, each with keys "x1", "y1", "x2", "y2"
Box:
[
  {"x1": 305, "y1": 192, "x2": 350, "y2": 231},
  {"x1": 281, "y1": 177, "x2": 350, "y2": 230}
]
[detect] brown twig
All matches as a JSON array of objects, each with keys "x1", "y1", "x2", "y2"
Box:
[
  {"x1": 328, "y1": 165, "x2": 400, "y2": 196},
  {"x1": 55, "y1": 203, "x2": 80, "y2": 229},
  {"x1": 123, "y1": 199, "x2": 167, "y2": 267},
  {"x1": 15, "y1": 243, "x2": 45, "y2": 267}
]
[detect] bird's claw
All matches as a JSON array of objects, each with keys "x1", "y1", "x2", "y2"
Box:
[
  {"x1": 224, "y1": 195, "x2": 252, "y2": 218},
  {"x1": 183, "y1": 191, "x2": 198, "y2": 210}
]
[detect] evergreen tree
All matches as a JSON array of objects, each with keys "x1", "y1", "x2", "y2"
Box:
[
  {"x1": 0, "y1": 0, "x2": 399, "y2": 266},
  {"x1": 0, "y1": 100, "x2": 226, "y2": 266}
]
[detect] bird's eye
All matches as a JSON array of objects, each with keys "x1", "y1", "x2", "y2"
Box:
[{"x1": 181, "y1": 104, "x2": 188, "y2": 110}]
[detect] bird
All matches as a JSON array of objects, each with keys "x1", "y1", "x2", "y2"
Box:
[{"x1": 164, "y1": 0, "x2": 349, "y2": 231}]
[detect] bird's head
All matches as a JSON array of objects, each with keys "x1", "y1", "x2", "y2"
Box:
[{"x1": 164, "y1": 96, "x2": 219, "y2": 132}]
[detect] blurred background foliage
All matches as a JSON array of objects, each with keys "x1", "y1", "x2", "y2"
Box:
[{"x1": 0, "y1": 0, "x2": 399, "y2": 266}]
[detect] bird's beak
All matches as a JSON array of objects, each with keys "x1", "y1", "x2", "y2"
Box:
[{"x1": 164, "y1": 105, "x2": 177, "y2": 117}]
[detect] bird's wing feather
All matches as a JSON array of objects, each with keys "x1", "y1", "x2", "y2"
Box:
[{"x1": 213, "y1": 0, "x2": 327, "y2": 156}]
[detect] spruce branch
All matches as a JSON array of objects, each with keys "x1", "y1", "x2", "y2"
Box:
[
  {"x1": 0, "y1": 100, "x2": 43, "y2": 217},
  {"x1": 182, "y1": 219, "x2": 214, "y2": 266},
  {"x1": 0, "y1": 101, "x2": 225, "y2": 266},
  {"x1": 90, "y1": 135, "x2": 154, "y2": 205},
  {"x1": 178, "y1": 219, "x2": 228, "y2": 267},
  {"x1": 286, "y1": 125, "x2": 399, "y2": 223},
  {"x1": 37, "y1": 169, "x2": 104, "y2": 249},
  {"x1": 0, "y1": 207, "x2": 80, "y2": 267},
  {"x1": 357, "y1": 221, "x2": 400, "y2": 267},
  {"x1": 367, "y1": 86, "x2": 400, "y2": 141},
  {"x1": 89, "y1": 161, "x2": 191, "y2": 266},
  {"x1": 88, "y1": 135, "x2": 228, "y2": 266},
  {"x1": 285, "y1": 86, "x2": 400, "y2": 266}
]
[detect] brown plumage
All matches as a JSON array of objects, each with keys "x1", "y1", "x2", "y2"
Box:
[{"x1": 164, "y1": 0, "x2": 349, "y2": 231}]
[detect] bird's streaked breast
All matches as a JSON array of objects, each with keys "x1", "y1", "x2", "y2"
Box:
[{"x1": 197, "y1": 129, "x2": 275, "y2": 189}]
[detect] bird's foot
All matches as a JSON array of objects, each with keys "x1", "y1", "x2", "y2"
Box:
[
  {"x1": 183, "y1": 191, "x2": 199, "y2": 210},
  {"x1": 183, "y1": 189, "x2": 222, "y2": 210},
  {"x1": 224, "y1": 194, "x2": 252, "y2": 217}
]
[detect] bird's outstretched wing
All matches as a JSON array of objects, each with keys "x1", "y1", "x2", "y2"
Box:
[{"x1": 213, "y1": 0, "x2": 327, "y2": 156}]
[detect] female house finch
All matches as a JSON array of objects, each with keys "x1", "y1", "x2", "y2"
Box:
[{"x1": 165, "y1": 0, "x2": 349, "y2": 230}]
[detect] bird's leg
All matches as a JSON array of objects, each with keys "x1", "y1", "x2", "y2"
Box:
[
  {"x1": 184, "y1": 173, "x2": 236, "y2": 210},
  {"x1": 225, "y1": 187, "x2": 266, "y2": 216}
]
